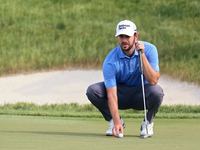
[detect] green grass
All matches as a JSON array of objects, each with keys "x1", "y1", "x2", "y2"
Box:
[
  {"x1": 1, "y1": 102, "x2": 200, "y2": 119},
  {"x1": 0, "y1": 115, "x2": 200, "y2": 150},
  {"x1": 0, "y1": 0, "x2": 200, "y2": 84}
]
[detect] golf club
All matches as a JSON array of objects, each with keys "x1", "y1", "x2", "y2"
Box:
[{"x1": 138, "y1": 50, "x2": 149, "y2": 139}]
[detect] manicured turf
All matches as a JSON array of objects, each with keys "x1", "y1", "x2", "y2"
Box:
[{"x1": 0, "y1": 115, "x2": 200, "y2": 150}]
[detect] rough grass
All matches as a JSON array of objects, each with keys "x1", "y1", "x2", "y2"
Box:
[
  {"x1": 0, "y1": 0, "x2": 200, "y2": 84},
  {"x1": 1, "y1": 102, "x2": 200, "y2": 119}
]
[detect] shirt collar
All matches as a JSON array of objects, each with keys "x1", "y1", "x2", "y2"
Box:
[{"x1": 118, "y1": 45, "x2": 138, "y2": 59}]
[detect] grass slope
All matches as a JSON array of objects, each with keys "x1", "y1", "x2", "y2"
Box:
[{"x1": 0, "y1": 0, "x2": 200, "y2": 84}]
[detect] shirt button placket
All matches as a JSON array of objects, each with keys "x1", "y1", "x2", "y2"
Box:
[{"x1": 130, "y1": 59, "x2": 134, "y2": 73}]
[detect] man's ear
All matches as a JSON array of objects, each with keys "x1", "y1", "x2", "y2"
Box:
[{"x1": 135, "y1": 33, "x2": 139, "y2": 40}]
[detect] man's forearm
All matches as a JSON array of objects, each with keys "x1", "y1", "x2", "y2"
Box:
[
  {"x1": 141, "y1": 53, "x2": 159, "y2": 85},
  {"x1": 108, "y1": 97, "x2": 121, "y2": 125},
  {"x1": 106, "y1": 87, "x2": 121, "y2": 125}
]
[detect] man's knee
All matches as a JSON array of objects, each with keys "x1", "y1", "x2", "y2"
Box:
[
  {"x1": 147, "y1": 84, "x2": 164, "y2": 105},
  {"x1": 86, "y1": 82, "x2": 106, "y2": 102},
  {"x1": 86, "y1": 84, "x2": 95, "y2": 101}
]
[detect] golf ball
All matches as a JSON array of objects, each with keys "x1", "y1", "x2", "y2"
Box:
[{"x1": 119, "y1": 133, "x2": 123, "y2": 138}]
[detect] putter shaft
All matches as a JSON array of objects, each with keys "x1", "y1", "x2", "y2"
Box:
[{"x1": 138, "y1": 50, "x2": 148, "y2": 132}]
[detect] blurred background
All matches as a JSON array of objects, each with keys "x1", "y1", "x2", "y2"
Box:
[{"x1": 0, "y1": 0, "x2": 199, "y2": 84}]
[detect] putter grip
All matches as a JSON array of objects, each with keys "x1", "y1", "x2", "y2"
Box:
[{"x1": 138, "y1": 50, "x2": 143, "y2": 75}]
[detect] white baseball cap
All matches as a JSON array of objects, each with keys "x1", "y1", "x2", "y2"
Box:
[{"x1": 115, "y1": 20, "x2": 137, "y2": 37}]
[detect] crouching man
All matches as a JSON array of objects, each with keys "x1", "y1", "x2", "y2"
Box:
[{"x1": 86, "y1": 20, "x2": 164, "y2": 138}]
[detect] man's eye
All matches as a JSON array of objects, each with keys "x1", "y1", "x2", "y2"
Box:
[{"x1": 119, "y1": 35, "x2": 130, "y2": 38}]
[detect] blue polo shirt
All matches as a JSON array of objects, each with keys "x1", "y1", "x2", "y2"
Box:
[{"x1": 103, "y1": 41, "x2": 159, "y2": 88}]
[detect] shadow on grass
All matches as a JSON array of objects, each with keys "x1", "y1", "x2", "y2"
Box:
[{"x1": 1, "y1": 131, "x2": 140, "y2": 138}]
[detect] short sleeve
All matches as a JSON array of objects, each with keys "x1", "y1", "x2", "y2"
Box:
[
  {"x1": 146, "y1": 44, "x2": 159, "y2": 72},
  {"x1": 103, "y1": 62, "x2": 117, "y2": 88}
]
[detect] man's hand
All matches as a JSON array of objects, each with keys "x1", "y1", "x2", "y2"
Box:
[
  {"x1": 112, "y1": 123, "x2": 124, "y2": 138},
  {"x1": 135, "y1": 41, "x2": 145, "y2": 53}
]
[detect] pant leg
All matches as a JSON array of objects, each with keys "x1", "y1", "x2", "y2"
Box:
[
  {"x1": 86, "y1": 82, "x2": 164, "y2": 123},
  {"x1": 117, "y1": 83, "x2": 164, "y2": 123},
  {"x1": 86, "y1": 82, "x2": 130, "y2": 121},
  {"x1": 86, "y1": 82, "x2": 112, "y2": 121},
  {"x1": 144, "y1": 84, "x2": 164, "y2": 123}
]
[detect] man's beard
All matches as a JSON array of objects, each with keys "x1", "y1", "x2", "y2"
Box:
[
  {"x1": 120, "y1": 42, "x2": 134, "y2": 51},
  {"x1": 120, "y1": 38, "x2": 135, "y2": 52}
]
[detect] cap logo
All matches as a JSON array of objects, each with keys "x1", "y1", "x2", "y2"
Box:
[{"x1": 119, "y1": 24, "x2": 130, "y2": 30}]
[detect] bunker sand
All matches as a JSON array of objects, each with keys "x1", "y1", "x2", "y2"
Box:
[{"x1": 0, "y1": 70, "x2": 199, "y2": 105}]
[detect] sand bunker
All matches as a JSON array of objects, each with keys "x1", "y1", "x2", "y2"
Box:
[{"x1": 0, "y1": 70, "x2": 199, "y2": 105}]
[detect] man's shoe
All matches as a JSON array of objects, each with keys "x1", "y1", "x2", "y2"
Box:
[
  {"x1": 106, "y1": 118, "x2": 126, "y2": 136},
  {"x1": 140, "y1": 121, "x2": 154, "y2": 137}
]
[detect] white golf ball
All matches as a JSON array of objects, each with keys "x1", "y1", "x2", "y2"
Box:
[{"x1": 119, "y1": 133, "x2": 123, "y2": 138}]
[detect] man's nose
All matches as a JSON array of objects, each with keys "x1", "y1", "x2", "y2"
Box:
[{"x1": 122, "y1": 37, "x2": 127, "y2": 42}]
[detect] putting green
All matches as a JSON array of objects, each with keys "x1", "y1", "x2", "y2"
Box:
[{"x1": 0, "y1": 115, "x2": 199, "y2": 150}]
